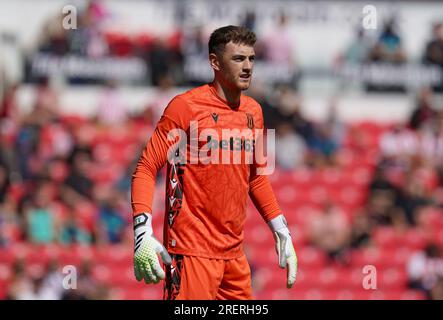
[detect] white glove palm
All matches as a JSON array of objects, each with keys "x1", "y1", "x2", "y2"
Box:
[
  {"x1": 268, "y1": 215, "x2": 298, "y2": 288},
  {"x1": 133, "y1": 213, "x2": 172, "y2": 284}
]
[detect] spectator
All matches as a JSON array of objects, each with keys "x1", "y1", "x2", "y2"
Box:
[
  {"x1": 307, "y1": 201, "x2": 351, "y2": 263},
  {"x1": 148, "y1": 74, "x2": 176, "y2": 124},
  {"x1": 379, "y1": 124, "x2": 417, "y2": 165},
  {"x1": 395, "y1": 175, "x2": 431, "y2": 226},
  {"x1": 6, "y1": 259, "x2": 32, "y2": 300},
  {"x1": 96, "y1": 189, "x2": 126, "y2": 244},
  {"x1": 41, "y1": 259, "x2": 65, "y2": 299},
  {"x1": 14, "y1": 275, "x2": 59, "y2": 300},
  {"x1": 429, "y1": 276, "x2": 443, "y2": 300},
  {"x1": 148, "y1": 38, "x2": 178, "y2": 86},
  {"x1": 0, "y1": 195, "x2": 23, "y2": 246},
  {"x1": 325, "y1": 101, "x2": 346, "y2": 149},
  {"x1": 0, "y1": 83, "x2": 19, "y2": 121},
  {"x1": 408, "y1": 243, "x2": 443, "y2": 294},
  {"x1": 366, "y1": 18, "x2": 407, "y2": 92},
  {"x1": 424, "y1": 22, "x2": 443, "y2": 67},
  {"x1": 0, "y1": 163, "x2": 10, "y2": 203},
  {"x1": 349, "y1": 211, "x2": 373, "y2": 249},
  {"x1": 409, "y1": 87, "x2": 435, "y2": 130},
  {"x1": 423, "y1": 22, "x2": 443, "y2": 92},
  {"x1": 369, "y1": 18, "x2": 406, "y2": 64},
  {"x1": 59, "y1": 209, "x2": 93, "y2": 244},
  {"x1": 63, "y1": 149, "x2": 93, "y2": 200},
  {"x1": 366, "y1": 188, "x2": 406, "y2": 228},
  {"x1": 96, "y1": 80, "x2": 129, "y2": 126},
  {"x1": 275, "y1": 122, "x2": 306, "y2": 170},
  {"x1": 25, "y1": 183, "x2": 59, "y2": 244},
  {"x1": 309, "y1": 123, "x2": 339, "y2": 164},
  {"x1": 181, "y1": 25, "x2": 207, "y2": 58},
  {"x1": 342, "y1": 28, "x2": 371, "y2": 64},
  {"x1": 263, "y1": 13, "x2": 295, "y2": 66},
  {"x1": 248, "y1": 81, "x2": 281, "y2": 130},
  {"x1": 37, "y1": 12, "x2": 69, "y2": 56}
]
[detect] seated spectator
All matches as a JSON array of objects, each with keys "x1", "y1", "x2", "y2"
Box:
[
  {"x1": 309, "y1": 123, "x2": 339, "y2": 164},
  {"x1": 0, "y1": 84, "x2": 19, "y2": 122},
  {"x1": 369, "y1": 18, "x2": 406, "y2": 64},
  {"x1": 349, "y1": 211, "x2": 373, "y2": 249},
  {"x1": 429, "y1": 276, "x2": 443, "y2": 300},
  {"x1": 96, "y1": 189, "x2": 127, "y2": 244},
  {"x1": 379, "y1": 124, "x2": 417, "y2": 165},
  {"x1": 369, "y1": 166, "x2": 399, "y2": 195},
  {"x1": 275, "y1": 122, "x2": 306, "y2": 170},
  {"x1": 307, "y1": 201, "x2": 351, "y2": 264},
  {"x1": 0, "y1": 195, "x2": 23, "y2": 246},
  {"x1": 263, "y1": 13, "x2": 296, "y2": 67},
  {"x1": 262, "y1": 12, "x2": 298, "y2": 87},
  {"x1": 409, "y1": 87, "x2": 436, "y2": 130},
  {"x1": 395, "y1": 174, "x2": 431, "y2": 226},
  {"x1": 37, "y1": 11, "x2": 69, "y2": 56},
  {"x1": 41, "y1": 259, "x2": 64, "y2": 299},
  {"x1": 342, "y1": 27, "x2": 371, "y2": 64},
  {"x1": 424, "y1": 22, "x2": 443, "y2": 67},
  {"x1": 96, "y1": 80, "x2": 129, "y2": 126},
  {"x1": 59, "y1": 209, "x2": 93, "y2": 244},
  {"x1": 0, "y1": 163, "x2": 10, "y2": 204},
  {"x1": 365, "y1": 189, "x2": 398, "y2": 227},
  {"x1": 5, "y1": 259, "x2": 31, "y2": 300},
  {"x1": 423, "y1": 22, "x2": 443, "y2": 92},
  {"x1": 407, "y1": 243, "x2": 443, "y2": 294},
  {"x1": 63, "y1": 149, "x2": 93, "y2": 200},
  {"x1": 181, "y1": 25, "x2": 207, "y2": 58},
  {"x1": 325, "y1": 101, "x2": 346, "y2": 149},
  {"x1": 61, "y1": 259, "x2": 109, "y2": 300},
  {"x1": 366, "y1": 18, "x2": 407, "y2": 92},
  {"x1": 23, "y1": 275, "x2": 60, "y2": 300},
  {"x1": 25, "y1": 183, "x2": 59, "y2": 244}
]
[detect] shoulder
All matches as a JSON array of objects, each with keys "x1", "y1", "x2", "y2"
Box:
[
  {"x1": 162, "y1": 85, "x2": 210, "y2": 128},
  {"x1": 178, "y1": 84, "x2": 212, "y2": 101},
  {"x1": 243, "y1": 95, "x2": 262, "y2": 111},
  {"x1": 243, "y1": 95, "x2": 264, "y2": 119}
]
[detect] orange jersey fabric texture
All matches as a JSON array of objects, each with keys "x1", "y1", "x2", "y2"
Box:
[{"x1": 131, "y1": 83, "x2": 281, "y2": 259}]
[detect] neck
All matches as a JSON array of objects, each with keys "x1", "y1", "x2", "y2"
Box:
[{"x1": 212, "y1": 79, "x2": 241, "y2": 108}]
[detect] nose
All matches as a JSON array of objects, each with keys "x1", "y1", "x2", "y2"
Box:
[{"x1": 243, "y1": 59, "x2": 252, "y2": 71}]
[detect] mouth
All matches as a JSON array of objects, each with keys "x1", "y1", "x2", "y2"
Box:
[{"x1": 239, "y1": 74, "x2": 251, "y2": 80}]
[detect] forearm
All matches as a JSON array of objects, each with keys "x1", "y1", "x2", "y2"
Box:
[
  {"x1": 131, "y1": 158, "x2": 157, "y2": 215},
  {"x1": 249, "y1": 174, "x2": 282, "y2": 222}
]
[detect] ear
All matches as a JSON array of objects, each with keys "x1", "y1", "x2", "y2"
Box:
[{"x1": 209, "y1": 53, "x2": 220, "y2": 71}]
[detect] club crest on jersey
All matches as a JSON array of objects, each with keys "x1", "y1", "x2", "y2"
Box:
[
  {"x1": 246, "y1": 113, "x2": 254, "y2": 129},
  {"x1": 211, "y1": 112, "x2": 219, "y2": 123}
]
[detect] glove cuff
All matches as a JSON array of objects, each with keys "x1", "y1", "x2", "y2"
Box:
[
  {"x1": 267, "y1": 214, "x2": 288, "y2": 232},
  {"x1": 133, "y1": 213, "x2": 153, "y2": 236}
]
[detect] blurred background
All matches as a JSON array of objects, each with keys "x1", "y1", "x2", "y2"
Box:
[{"x1": 1, "y1": 0, "x2": 443, "y2": 300}]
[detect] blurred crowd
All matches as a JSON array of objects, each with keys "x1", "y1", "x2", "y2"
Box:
[
  {"x1": 28, "y1": 1, "x2": 297, "y2": 87},
  {"x1": 1, "y1": 0, "x2": 443, "y2": 300},
  {"x1": 340, "y1": 18, "x2": 443, "y2": 92},
  {"x1": 250, "y1": 82, "x2": 443, "y2": 299},
  {"x1": 24, "y1": 0, "x2": 443, "y2": 91},
  {"x1": 2, "y1": 77, "x2": 443, "y2": 299}
]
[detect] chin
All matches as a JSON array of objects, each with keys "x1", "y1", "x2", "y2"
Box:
[{"x1": 238, "y1": 82, "x2": 251, "y2": 91}]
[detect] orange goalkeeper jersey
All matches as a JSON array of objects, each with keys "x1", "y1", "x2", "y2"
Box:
[{"x1": 131, "y1": 83, "x2": 281, "y2": 259}]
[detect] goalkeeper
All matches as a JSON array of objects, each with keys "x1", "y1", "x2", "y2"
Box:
[{"x1": 131, "y1": 25, "x2": 297, "y2": 300}]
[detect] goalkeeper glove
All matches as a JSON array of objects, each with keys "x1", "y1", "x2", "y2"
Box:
[
  {"x1": 268, "y1": 214, "x2": 298, "y2": 288},
  {"x1": 133, "y1": 213, "x2": 172, "y2": 284}
]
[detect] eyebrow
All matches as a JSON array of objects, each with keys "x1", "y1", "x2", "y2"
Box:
[{"x1": 232, "y1": 54, "x2": 255, "y2": 59}]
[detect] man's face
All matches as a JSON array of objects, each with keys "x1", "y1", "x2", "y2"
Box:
[{"x1": 211, "y1": 41, "x2": 255, "y2": 91}]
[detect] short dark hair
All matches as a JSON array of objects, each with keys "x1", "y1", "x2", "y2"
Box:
[{"x1": 208, "y1": 25, "x2": 256, "y2": 55}]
